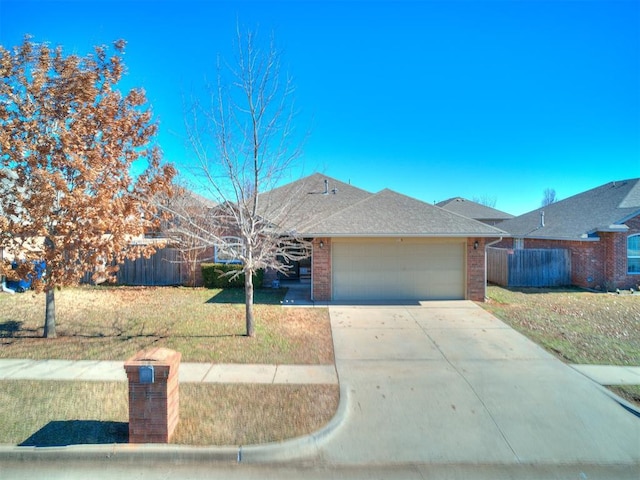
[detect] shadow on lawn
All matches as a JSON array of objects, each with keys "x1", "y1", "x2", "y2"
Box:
[
  {"x1": 0, "y1": 320, "x2": 39, "y2": 338},
  {"x1": 19, "y1": 420, "x2": 128, "y2": 447},
  {"x1": 206, "y1": 288, "x2": 286, "y2": 305}
]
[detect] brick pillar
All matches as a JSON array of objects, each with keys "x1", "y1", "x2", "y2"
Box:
[
  {"x1": 312, "y1": 237, "x2": 331, "y2": 301},
  {"x1": 124, "y1": 347, "x2": 181, "y2": 443},
  {"x1": 467, "y1": 238, "x2": 486, "y2": 302}
]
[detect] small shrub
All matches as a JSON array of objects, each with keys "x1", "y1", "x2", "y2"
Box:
[{"x1": 201, "y1": 263, "x2": 264, "y2": 289}]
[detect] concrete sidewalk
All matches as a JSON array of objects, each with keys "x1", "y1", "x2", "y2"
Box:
[{"x1": 0, "y1": 359, "x2": 337, "y2": 385}]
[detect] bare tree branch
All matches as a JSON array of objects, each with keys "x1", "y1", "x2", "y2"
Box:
[{"x1": 176, "y1": 26, "x2": 307, "y2": 337}]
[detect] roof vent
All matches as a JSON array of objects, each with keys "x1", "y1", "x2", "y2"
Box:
[
  {"x1": 540, "y1": 210, "x2": 545, "y2": 228},
  {"x1": 324, "y1": 179, "x2": 329, "y2": 195}
]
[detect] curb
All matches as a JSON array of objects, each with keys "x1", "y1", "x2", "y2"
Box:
[
  {"x1": 0, "y1": 384, "x2": 349, "y2": 466},
  {"x1": 569, "y1": 366, "x2": 640, "y2": 418},
  {"x1": 240, "y1": 382, "x2": 350, "y2": 464},
  {"x1": 596, "y1": 384, "x2": 640, "y2": 419}
]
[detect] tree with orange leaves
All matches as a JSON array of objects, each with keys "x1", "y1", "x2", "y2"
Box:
[{"x1": 0, "y1": 37, "x2": 175, "y2": 338}]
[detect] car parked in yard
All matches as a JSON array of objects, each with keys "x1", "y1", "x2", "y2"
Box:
[{"x1": 3, "y1": 260, "x2": 45, "y2": 293}]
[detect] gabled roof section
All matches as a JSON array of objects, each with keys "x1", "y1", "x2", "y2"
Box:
[
  {"x1": 436, "y1": 197, "x2": 514, "y2": 221},
  {"x1": 257, "y1": 173, "x2": 371, "y2": 233},
  {"x1": 498, "y1": 179, "x2": 640, "y2": 240},
  {"x1": 303, "y1": 189, "x2": 507, "y2": 237}
]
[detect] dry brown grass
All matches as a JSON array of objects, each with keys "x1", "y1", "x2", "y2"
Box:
[
  {"x1": 0, "y1": 286, "x2": 333, "y2": 363},
  {"x1": 0, "y1": 380, "x2": 339, "y2": 446}
]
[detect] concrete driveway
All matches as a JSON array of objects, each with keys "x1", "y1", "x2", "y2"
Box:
[{"x1": 316, "y1": 301, "x2": 640, "y2": 468}]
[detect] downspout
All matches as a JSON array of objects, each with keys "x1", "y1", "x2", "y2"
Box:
[{"x1": 484, "y1": 237, "x2": 503, "y2": 300}]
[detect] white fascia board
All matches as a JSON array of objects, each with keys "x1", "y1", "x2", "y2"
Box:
[
  {"x1": 304, "y1": 232, "x2": 510, "y2": 238},
  {"x1": 593, "y1": 224, "x2": 629, "y2": 233},
  {"x1": 514, "y1": 234, "x2": 601, "y2": 242}
]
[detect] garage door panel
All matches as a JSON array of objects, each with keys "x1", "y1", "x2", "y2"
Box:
[{"x1": 332, "y1": 240, "x2": 464, "y2": 301}]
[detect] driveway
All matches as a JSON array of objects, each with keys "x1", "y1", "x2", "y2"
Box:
[{"x1": 316, "y1": 301, "x2": 640, "y2": 467}]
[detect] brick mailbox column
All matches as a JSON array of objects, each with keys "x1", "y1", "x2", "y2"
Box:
[{"x1": 124, "y1": 347, "x2": 181, "y2": 443}]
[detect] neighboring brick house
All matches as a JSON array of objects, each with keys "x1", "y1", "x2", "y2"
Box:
[
  {"x1": 260, "y1": 174, "x2": 506, "y2": 302},
  {"x1": 496, "y1": 179, "x2": 640, "y2": 291},
  {"x1": 436, "y1": 197, "x2": 514, "y2": 226}
]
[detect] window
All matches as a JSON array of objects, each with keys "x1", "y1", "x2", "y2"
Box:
[
  {"x1": 514, "y1": 238, "x2": 524, "y2": 250},
  {"x1": 628, "y1": 235, "x2": 640, "y2": 274},
  {"x1": 215, "y1": 237, "x2": 244, "y2": 264}
]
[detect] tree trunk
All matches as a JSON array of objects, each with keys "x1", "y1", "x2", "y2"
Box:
[
  {"x1": 245, "y1": 271, "x2": 255, "y2": 337},
  {"x1": 44, "y1": 287, "x2": 56, "y2": 338}
]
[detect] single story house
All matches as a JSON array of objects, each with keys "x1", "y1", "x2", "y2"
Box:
[
  {"x1": 259, "y1": 174, "x2": 507, "y2": 302},
  {"x1": 436, "y1": 197, "x2": 514, "y2": 225},
  {"x1": 496, "y1": 178, "x2": 640, "y2": 291}
]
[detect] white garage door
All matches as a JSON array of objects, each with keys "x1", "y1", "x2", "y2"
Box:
[{"x1": 332, "y1": 238, "x2": 465, "y2": 301}]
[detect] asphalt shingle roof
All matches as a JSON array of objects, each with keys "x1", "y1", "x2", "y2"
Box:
[
  {"x1": 304, "y1": 189, "x2": 507, "y2": 236},
  {"x1": 436, "y1": 197, "x2": 514, "y2": 221},
  {"x1": 498, "y1": 179, "x2": 640, "y2": 240},
  {"x1": 257, "y1": 173, "x2": 371, "y2": 232},
  {"x1": 259, "y1": 174, "x2": 506, "y2": 237}
]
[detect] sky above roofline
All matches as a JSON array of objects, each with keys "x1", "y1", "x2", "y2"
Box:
[{"x1": 1, "y1": 0, "x2": 638, "y2": 216}]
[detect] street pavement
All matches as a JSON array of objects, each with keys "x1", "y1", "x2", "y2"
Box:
[{"x1": 1, "y1": 300, "x2": 639, "y2": 479}]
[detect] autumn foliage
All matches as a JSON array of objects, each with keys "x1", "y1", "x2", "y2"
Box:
[{"x1": 0, "y1": 37, "x2": 175, "y2": 337}]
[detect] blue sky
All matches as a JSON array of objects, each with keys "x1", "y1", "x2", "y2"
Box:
[{"x1": 1, "y1": 0, "x2": 638, "y2": 215}]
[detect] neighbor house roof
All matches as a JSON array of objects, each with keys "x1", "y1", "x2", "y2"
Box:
[
  {"x1": 498, "y1": 178, "x2": 640, "y2": 241},
  {"x1": 436, "y1": 197, "x2": 514, "y2": 223},
  {"x1": 260, "y1": 173, "x2": 507, "y2": 237}
]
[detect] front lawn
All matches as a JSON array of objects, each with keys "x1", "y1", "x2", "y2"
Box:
[
  {"x1": 0, "y1": 285, "x2": 338, "y2": 446},
  {"x1": 482, "y1": 286, "x2": 640, "y2": 366},
  {"x1": 0, "y1": 286, "x2": 333, "y2": 364}
]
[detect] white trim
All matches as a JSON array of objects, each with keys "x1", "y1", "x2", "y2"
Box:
[{"x1": 305, "y1": 233, "x2": 507, "y2": 238}]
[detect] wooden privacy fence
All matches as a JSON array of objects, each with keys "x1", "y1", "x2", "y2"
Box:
[
  {"x1": 116, "y1": 248, "x2": 185, "y2": 286},
  {"x1": 82, "y1": 248, "x2": 188, "y2": 286},
  {"x1": 487, "y1": 247, "x2": 571, "y2": 287}
]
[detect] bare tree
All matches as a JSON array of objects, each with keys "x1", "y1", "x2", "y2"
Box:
[
  {"x1": 472, "y1": 195, "x2": 498, "y2": 208},
  {"x1": 0, "y1": 37, "x2": 175, "y2": 338},
  {"x1": 159, "y1": 186, "x2": 217, "y2": 286},
  {"x1": 181, "y1": 27, "x2": 308, "y2": 337},
  {"x1": 541, "y1": 188, "x2": 557, "y2": 206}
]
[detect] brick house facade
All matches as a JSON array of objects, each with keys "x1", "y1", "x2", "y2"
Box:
[{"x1": 497, "y1": 213, "x2": 640, "y2": 291}]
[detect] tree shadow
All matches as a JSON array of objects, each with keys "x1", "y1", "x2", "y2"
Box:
[
  {"x1": 206, "y1": 288, "x2": 286, "y2": 305},
  {"x1": 0, "y1": 320, "x2": 38, "y2": 338},
  {"x1": 19, "y1": 420, "x2": 128, "y2": 447}
]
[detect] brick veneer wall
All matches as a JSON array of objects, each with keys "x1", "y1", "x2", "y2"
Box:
[
  {"x1": 312, "y1": 238, "x2": 331, "y2": 301},
  {"x1": 124, "y1": 348, "x2": 181, "y2": 443},
  {"x1": 494, "y1": 214, "x2": 640, "y2": 290}
]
